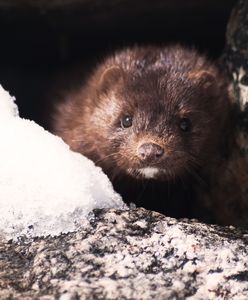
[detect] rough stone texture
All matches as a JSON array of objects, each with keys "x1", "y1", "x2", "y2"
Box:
[
  {"x1": 0, "y1": 208, "x2": 248, "y2": 300},
  {"x1": 225, "y1": 0, "x2": 248, "y2": 111}
]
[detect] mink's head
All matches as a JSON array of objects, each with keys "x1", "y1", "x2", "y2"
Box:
[{"x1": 54, "y1": 46, "x2": 230, "y2": 181}]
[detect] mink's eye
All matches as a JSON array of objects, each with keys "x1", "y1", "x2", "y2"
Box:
[
  {"x1": 179, "y1": 118, "x2": 191, "y2": 132},
  {"x1": 121, "y1": 115, "x2": 133, "y2": 128}
]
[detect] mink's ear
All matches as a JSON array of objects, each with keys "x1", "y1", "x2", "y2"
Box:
[
  {"x1": 99, "y1": 66, "x2": 124, "y2": 93},
  {"x1": 189, "y1": 70, "x2": 216, "y2": 89}
]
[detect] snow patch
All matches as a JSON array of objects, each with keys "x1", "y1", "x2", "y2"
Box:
[
  {"x1": 0, "y1": 87, "x2": 18, "y2": 118},
  {"x1": 0, "y1": 86, "x2": 126, "y2": 240}
]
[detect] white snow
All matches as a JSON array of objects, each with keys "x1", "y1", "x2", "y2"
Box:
[
  {"x1": 0, "y1": 86, "x2": 19, "y2": 118},
  {"x1": 0, "y1": 86, "x2": 126, "y2": 240}
]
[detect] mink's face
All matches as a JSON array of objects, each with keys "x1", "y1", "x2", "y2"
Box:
[{"x1": 90, "y1": 67, "x2": 225, "y2": 180}]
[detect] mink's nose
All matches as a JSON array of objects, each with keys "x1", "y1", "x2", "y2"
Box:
[{"x1": 137, "y1": 143, "x2": 164, "y2": 162}]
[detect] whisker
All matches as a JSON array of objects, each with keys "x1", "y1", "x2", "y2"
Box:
[{"x1": 95, "y1": 152, "x2": 120, "y2": 164}]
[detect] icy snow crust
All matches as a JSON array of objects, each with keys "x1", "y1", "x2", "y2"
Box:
[{"x1": 0, "y1": 86, "x2": 126, "y2": 240}]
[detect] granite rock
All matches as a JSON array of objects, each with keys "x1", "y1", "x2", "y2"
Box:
[{"x1": 0, "y1": 208, "x2": 248, "y2": 300}]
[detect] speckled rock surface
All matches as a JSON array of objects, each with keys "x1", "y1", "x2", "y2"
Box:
[
  {"x1": 0, "y1": 208, "x2": 248, "y2": 300},
  {"x1": 225, "y1": 0, "x2": 248, "y2": 103}
]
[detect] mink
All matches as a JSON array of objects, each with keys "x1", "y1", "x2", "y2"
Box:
[{"x1": 51, "y1": 45, "x2": 231, "y2": 222}]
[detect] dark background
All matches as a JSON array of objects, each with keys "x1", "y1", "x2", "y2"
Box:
[{"x1": 0, "y1": 0, "x2": 236, "y2": 127}]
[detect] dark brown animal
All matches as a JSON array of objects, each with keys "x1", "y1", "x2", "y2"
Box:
[{"x1": 51, "y1": 45, "x2": 231, "y2": 221}]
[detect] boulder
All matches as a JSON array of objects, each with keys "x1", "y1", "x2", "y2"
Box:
[{"x1": 1, "y1": 208, "x2": 248, "y2": 299}]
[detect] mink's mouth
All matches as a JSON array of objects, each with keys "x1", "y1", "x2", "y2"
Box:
[
  {"x1": 127, "y1": 164, "x2": 187, "y2": 180},
  {"x1": 127, "y1": 167, "x2": 163, "y2": 179},
  {"x1": 138, "y1": 167, "x2": 160, "y2": 179}
]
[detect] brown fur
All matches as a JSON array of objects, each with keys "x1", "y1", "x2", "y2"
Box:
[{"x1": 51, "y1": 45, "x2": 231, "y2": 221}]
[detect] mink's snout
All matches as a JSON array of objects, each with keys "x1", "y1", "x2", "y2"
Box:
[{"x1": 137, "y1": 143, "x2": 164, "y2": 163}]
